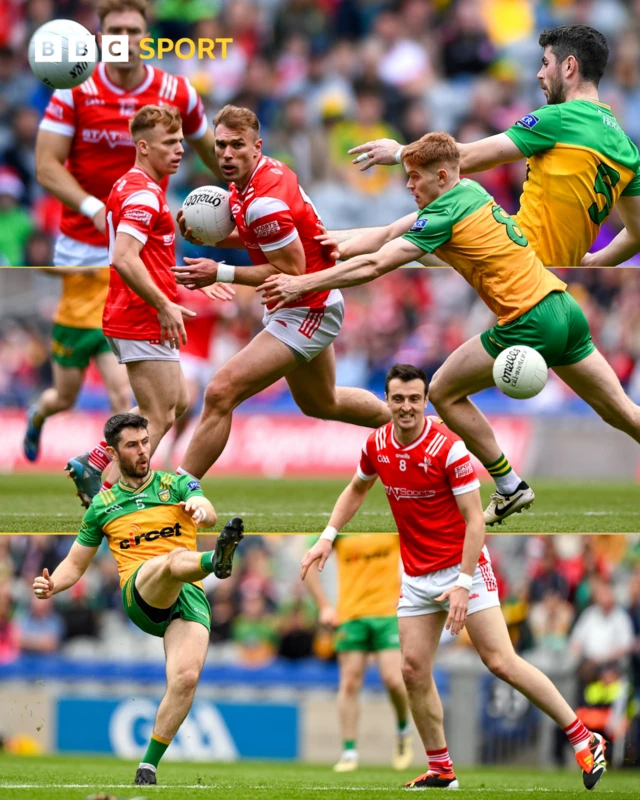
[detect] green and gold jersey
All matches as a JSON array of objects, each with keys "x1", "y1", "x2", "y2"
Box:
[
  {"x1": 505, "y1": 100, "x2": 640, "y2": 266},
  {"x1": 76, "y1": 470, "x2": 205, "y2": 589},
  {"x1": 402, "y1": 179, "x2": 566, "y2": 324}
]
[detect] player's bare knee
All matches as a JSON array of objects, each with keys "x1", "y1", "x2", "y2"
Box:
[
  {"x1": 203, "y1": 377, "x2": 236, "y2": 416},
  {"x1": 340, "y1": 671, "x2": 363, "y2": 695},
  {"x1": 401, "y1": 656, "x2": 430, "y2": 690},
  {"x1": 483, "y1": 652, "x2": 515, "y2": 683},
  {"x1": 166, "y1": 547, "x2": 189, "y2": 575},
  {"x1": 170, "y1": 666, "x2": 201, "y2": 696},
  {"x1": 296, "y1": 396, "x2": 333, "y2": 419}
]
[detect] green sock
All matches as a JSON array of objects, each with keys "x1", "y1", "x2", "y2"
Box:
[
  {"x1": 483, "y1": 452, "x2": 512, "y2": 479},
  {"x1": 141, "y1": 734, "x2": 171, "y2": 769},
  {"x1": 398, "y1": 719, "x2": 409, "y2": 735},
  {"x1": 199, "y1": 550, "x2": 217, "y2": 574},
  {"x1": 343, "y1": 739, "x2": 356, "y2": 751}
]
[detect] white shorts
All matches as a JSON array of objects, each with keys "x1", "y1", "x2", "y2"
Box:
[
  {"x1": 180, "y1": 353, "x2": 213, "y2": 387},
  {"x1": 106, "y1": 336, "x2": 180, "y2": 364},
  {"x1": 54, "y1": 233, "x2": 109, "y2": 267},
  {"x1": 262, "y1": 289, "x2": 344, "y2": 362},
  {"x1": 398, "y1": 550, "x2": 500, "y2": 618}
]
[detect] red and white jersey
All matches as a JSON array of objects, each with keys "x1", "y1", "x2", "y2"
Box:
[
  {"x1": 229, "y1": 156, "x2": 334, "y2": 310},
  {"x1": 41, "y1": 62, "x2": 207, "y2": 247},
  {"x1": 103, "y1": 167, "x2": 178, "y2": 340},
  {"x1": 358, "y1": 417, "x2": 482, "y2": 577}
]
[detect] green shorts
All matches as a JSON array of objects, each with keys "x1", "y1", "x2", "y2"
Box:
[
  {"x1": 122, "y1": 565, "x2": 211, "y2": 638},
  {"x1": 51, "y1": 323, "x2": 112, "y2": 369},
  {"x1": 334, "y1": 616, "x2": 400, "y2": 653},
  {"x1": 480, "y1": 290, "x2": 595, "y2": 368}
]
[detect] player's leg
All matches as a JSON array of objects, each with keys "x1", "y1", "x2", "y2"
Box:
[
  {"x1": 465, "y1": 606, "x2": 607, "y2": 789},
  {"x1": 377, "y1": 646, "x2": 413, "y2": 771},
  {"x1": 179, "y1": 331, "x2": 299, "y2": 478},
  {"x1": 286, "y1": 344, "x2": 390, "y2": 428},
  {"x1": 135, "y1": 617, "x2": 209, "y2": 785},
  {"x1": 94, "y1": 349, "x2": 131, "y2": 413},
  {"x1": 334, "y1": 649, "x2": 368, "y2": 772}
]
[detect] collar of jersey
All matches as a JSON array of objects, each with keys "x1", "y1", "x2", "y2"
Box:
[
  {"x1": 239, "y1": 156, "x2": 267, "y2": 196},
  {"x1": 573, "y1": 98, "x2": 611, "y2": 110},
  {"x1": 98, "y1": 62, "x2": 155, "y2": 96},
  {"x1": 118, "y1": 470, "x2": 155, "y2": 494},
  {"x1": 129, "y1": 166, "x2": 160, "y2": 186},
  {"x1": 391, "y1": 417, "x2": 431, "y2": 451}
]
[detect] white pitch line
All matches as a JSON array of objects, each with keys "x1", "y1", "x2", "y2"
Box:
[{"x1": 0, "y1": 785, "x2": 625, "y2": 794}]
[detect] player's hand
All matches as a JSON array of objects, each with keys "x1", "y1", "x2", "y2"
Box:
[
  {"x1": 257, "y1": 273, "x2": 306, "y2": 310},
  {"x1": 435, "y1": 586, "x2": 470, "y2": 635},
  {"x1": 179, "y1": 498, "x2": 207, "y2": 525},
  {"x1": 319, "y1": 605, "x2": 338, "y2": 627},
  {"x1": 198, "y1": 284, "x2": 236, "y2": 302},
  {"x1": 348, "y1": 138, "x2": 401, "y2": 171},
  {"x1": 33, "y1": 568, "x2": 54, "y2": 600},
  {"x1": 314, "y1": 226, "x2": 340, "y2": 261},
  {"x1": 580, "y1": 251, "x2": 597, "y2": 266},
  {"x1": 301, "y1": 539, "x2": 333, "y2": 580},
  {"x1": 172, "y1": 258, "x2": 219, "y2": 289},
  {"x1": 176, "y1": 208, "x2": 204, "y2": 245},
  {"x1": 158, "y1": 301, "x2": 196, "y2": 348},
  {"x1": 93, "y1": 206, "x2": 106, "y2": 234}
]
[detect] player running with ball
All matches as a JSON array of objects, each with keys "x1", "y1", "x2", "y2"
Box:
[
  {"x1": 302, "y1": 364, "x2": 607, "y2": 791},
  {"x1": 261, "y1": 134, "x2": 640, "y2": 526},
  {"x1": 32, "y1": 412, "x2": 244, "y2": 787}
]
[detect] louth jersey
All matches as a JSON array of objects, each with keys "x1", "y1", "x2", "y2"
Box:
[
  {"x1": 358, "y1": 417, "x2": 481, "y2": 577},
  {"x1": 103, "y1": 167, "x2": 177, "y2": 340},
  {"x1": 76, "y1": 471, "x2": 205, "y2": 588},
  {"x1": 229, "y1": 156, "x2": 335, "y2": 310},
  {"x1": 40, "y1": 62, "x2": 207, "y2": 247}
]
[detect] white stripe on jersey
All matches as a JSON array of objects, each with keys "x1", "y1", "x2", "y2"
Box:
[
  {"x1": 117, "y1": 222, "x2": 148, "y2": 245},
  {"x1": 122, "y1": 190, "x2": 160, "y2": 211},
  {"x1": 185, "y1": 79, "x2": 198, "y2": 113},
  {"x1": 39, "y1": 119, "x2": 75, "y2": 137},
  {"x1": 245, "y1": 196, "x2": 290, "y2": 225},
  {"x1": 259, "y1": 229, "x2": 299, "y2": 252},
  {"x1": 160, "y1": 71, "x2": 168, "y2": 99},
  {"x1": 445, "y1": 439, "x2": 470, "y2": 468},
  {"x1": 53, "y1": 88, "x2": 74, "y2": 107},
  {"x1": 426, "y1": 433, "x2": 447, "y2": 458},
  {"x1": 170, "y1": 75, "x2": 178, "y2": 101}
]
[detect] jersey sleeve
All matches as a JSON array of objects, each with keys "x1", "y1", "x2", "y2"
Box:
[
  {"x1": 180, "y1": 77, "x2": 208, "y2": 141},
  {"x1": 621, "y1": 162, "x2": 640, "y2": 197},
  {"x1": 504, "y1": 105, "x2": 562, "y2": 157},
  {"x1": 245, "y1": 195, "x2": 299, "y2": 252},
  {"x1": 444, "y1": 439, "x2": 480, "y2": 496},
  {"x1": 176, "y1": 473, "x2": 206, "y2": 501},
  {"x1": 116, "y1": 188, "x2": 162, "y2": 245},
  {"x1": 402, "y1": 211, "x2": 452, "y2": 253},
  {"x1": 39, "y1": 88, "x2": 76, "y2": 137},
  {"x1": 75, "y1": 504, "x2": 104, "y2": 547},
  {"x1": 357, "y1": 437, "x2": 378, "y2": 480}
]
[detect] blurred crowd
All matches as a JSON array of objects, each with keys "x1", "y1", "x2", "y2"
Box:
[{"x1": 2, "y1": 1, "x2": 640, "y2": 406}]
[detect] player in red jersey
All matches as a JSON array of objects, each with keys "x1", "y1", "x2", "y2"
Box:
[
  {"x1": 171, "y1": 105, "x2": 390, "y2": 479},
  {"x1": 301, "y1": 364, "x2": 608, "y2": 792},
  {"x1": 32, "y1": 0, "x2": 221, "y2": 504}
]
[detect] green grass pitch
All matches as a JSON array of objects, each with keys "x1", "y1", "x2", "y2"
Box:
[
  {"x1": 0, "y1": 474, "x2": 638, "y2": 534},
  {"x1": 0, "y1": 755, "x2": 638, "y2": 799}
]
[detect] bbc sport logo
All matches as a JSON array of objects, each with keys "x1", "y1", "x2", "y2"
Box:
[{"x1": 33, "y1": 33, "x2": 233, "y2": 62}]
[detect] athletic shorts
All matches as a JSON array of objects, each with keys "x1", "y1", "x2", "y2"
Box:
[
  {"x1": 53, "y1": 233, "x2": 109, "y2": 268},
  {"x1": 51, "y1": 323, "x2": 111, "y2": 369},
  {"x1": 398, "y1": 556, "x2": 500, "y2": 618},
  {"x1": 334, "y1": 615, "x2": 400, "y2": 652},
  {"x1": 106, "y1": 336, "x2": 180, "y2": 364},
  {"x1": 262, "y1": 289, "x2": 344, "y2": 362},
  {"x1": 122, "y1": 564, "x2": 211, "y2": 637},
  {"x1": 480, "y1": 290, "x2": 595, "y2": 368}
]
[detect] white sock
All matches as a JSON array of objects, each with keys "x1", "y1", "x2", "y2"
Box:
[
  {"x1": 573, "y1": 738, "x2": 591, "y2": 754},
  {"x1": 138, "y1": 762, "x2": 157, "y2": 772},
  {"x1": 176, "y1": 465, "x2": 194, "y2": 478},
  {"x1": 341, "y1": 749, "x2": 358, "y2": 760},
  {"x1": 494, "y1": 471, "x2": 521, "y2": 495}
]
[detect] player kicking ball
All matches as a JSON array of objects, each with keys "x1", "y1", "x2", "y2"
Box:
[
  {"x1": 301, "y1": 364, "x2": 606, "y2": 791},
  {"x1": 32, "y1": 412, "x2": 243, "y2": 787},
  {"x1": 261, "y1": 133, "x2": 640, "y2": 526}
]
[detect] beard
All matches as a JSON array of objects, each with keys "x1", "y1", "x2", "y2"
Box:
[{"x1": 546, "y1": 69, "x2": 567, "y2": 105}]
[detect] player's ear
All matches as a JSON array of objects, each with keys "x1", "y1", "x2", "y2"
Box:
[{"x1": 105, "y1": 444, "x2": 118, "y2": 462}]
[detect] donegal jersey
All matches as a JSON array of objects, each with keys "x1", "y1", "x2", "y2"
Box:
[
  {"x1": 103, "y1": 167, "x2": 178, "y2": 340},
  {"x1": 54, "y1": 269, "x2": 110, "y2": 329},
  {"x1": 402, "y1": 179, "x2": 566, "y2": 324},
  {"x1": 229, "y1": 156, "x2": 334, "y2": 310},
  {"x1": 505, "y1": 100, "x2": 640, "y2": 266},
  {"x1": 76, "y1": 471, "x2": 205, "y2": 589},
  {"x1": 40, "y1": 62, "x2": 207, "y2": 248},
  {"x1": 358, "y1": 418, "x2": 481, "y2": 577},
  {"x1": 333, "y1": 533, "x2": 401, "y2": 624}
]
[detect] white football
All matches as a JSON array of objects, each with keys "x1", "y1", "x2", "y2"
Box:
[
  {"x1": 28, "y1": 19, "x2": 96, "y2": 90},
  {"x1": 182, "y1": 186, "x2": 236, "y2": 245},
  {"x1": 493, "y1": 345, "x2": 548, "y2": 399}
]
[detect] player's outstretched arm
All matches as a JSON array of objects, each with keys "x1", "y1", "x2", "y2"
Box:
[
  {"x1": 259, "y1": 237, "x2": 424, "y2": 310},
  {"x1": 457, "y1": 133, "x2": 524, "y2": 174},
  {"x1": 323, "y1": 212, "x2": 419, "y2": 260},
  {"x1": 35, "y1": 130, "x2": 105, "y2": 233},
  {"x1": 32, "y1": 541, "x2": 99, "y2": 600},
  {"x1": 179, "y1": 496, "x2": 217, "y2": 528},
  {"x1": 583, "y1": 195, "x2": 640, "y2": 265},
  {"x1": 300, "y1": 473, "x2": 376, "y2": 580}
]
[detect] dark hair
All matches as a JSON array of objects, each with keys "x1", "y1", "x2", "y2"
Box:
[
  {"x1": 384, "y1": 364, "x2": 429, "y2": 396},
  {"x1": 104, "y1": 413, "x2": 148, "y2": 449},
  {"x1": 539, "y1": 25, "x2": 608, "y2": 86}
]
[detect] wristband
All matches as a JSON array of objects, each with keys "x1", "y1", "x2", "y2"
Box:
[
  {"x1": 395, "y1": 145, "x2": 405, "y2": 164},
  {"x1": 79, "y1": 195, "x2": 105, "y2": 219},
  {"x1": 216, "y1": 263, "x2": 236, "y2": 283},
  {"x1": 455, "y1": 572, "x2": 473, "y2": 591},
  {"x1": 320, "y1": 525, "x2": 339, "y2": 543}
]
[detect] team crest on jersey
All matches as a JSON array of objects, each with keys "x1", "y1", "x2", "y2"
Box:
[
  {"x1": 119, "y1": 99, "x2": 137, "y2": 117},
  {"x1": 410, "y1": 219, "x2": 427, "y2": 231},
  {"x1": 417, "y1": 455, "x2": 432, "y2": 473},
  {"x1": 516, "y1": 114, "x2": 540, "y2": 129},
  {"x1": 158, "y1": 488, "x2": 171, "y2": 502}
]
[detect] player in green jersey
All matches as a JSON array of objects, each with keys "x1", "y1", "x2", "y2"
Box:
[{"x1": 32, "y1": 412, "x2": 244, "y2": 787}]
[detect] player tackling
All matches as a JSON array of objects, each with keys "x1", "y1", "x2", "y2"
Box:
[
  {"x1": 302, "y1": 364, "x2": 607, "y2": 791},
  {"x1": 32, "y1": 412, "x2": 244, "y2": 786}
]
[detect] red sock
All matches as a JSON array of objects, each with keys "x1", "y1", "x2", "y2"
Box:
[
  {"x1": 88, "y1": 441, "x2": 111, "y2": 472},
  {"x1": 564, "y1": 718, "x2": 591, "y2": 752},
  {"x1": 427, "y1": 747, "x2": 454, "y2": 775}
]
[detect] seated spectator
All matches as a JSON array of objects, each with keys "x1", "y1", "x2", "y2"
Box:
[
  {"x1": 529, "y1": 589, "x2": 574, "y2": 651},
  {"x1": 231, "y1": 592, "x2": 278, "y2": 666},
  {"x1": 0, "y1": 168, "x2": 32, "y2": 265},
  {"x1": 16, "y1": 596, "x2": 63, "y2": 655},
  {"x1": 528, "y1": 539, "x2": 570, "y2": 604},
  {"x1": 277, "y1": 598, "x2": 315, "y2": 661}
]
